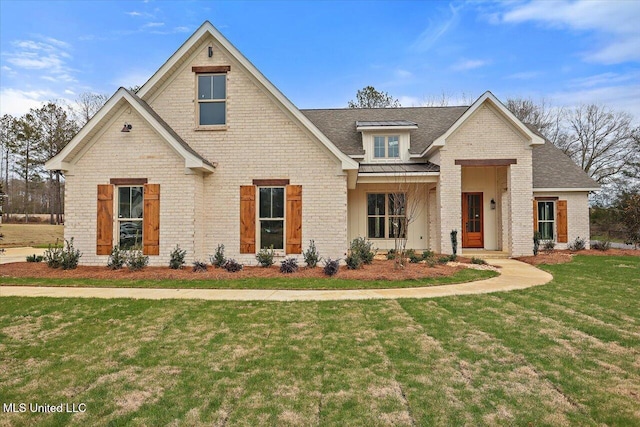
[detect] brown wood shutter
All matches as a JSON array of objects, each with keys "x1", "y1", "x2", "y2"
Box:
[
  {"x1": 533, "y1": 199, "x2": 538, "y2": 234},
  {"x1": 286, "y1": 185, "x2": 302, "y2": 254},
  {"x1": 240, "y1": 186, "x2": 256, "y2": 253},
  {"x1": 557, "y1": 200, "x2": 568, "y2": 243},
  {"x1": 143, "y1": 184, "x2": 160, "y2": 255},
  {"x1": 96, "y1": 184, "x2": 114, "y2": 255}
]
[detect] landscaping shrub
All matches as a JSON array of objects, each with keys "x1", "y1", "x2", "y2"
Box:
[
  {"x1": 26, "y1": 254, "x2": 43, "y2": 262},
  {"x1": 280, "y1": 257, "x2": 299, "y2": 274},
  {"x1": 223, "y1": 259, "x2": 243, "y2": 273},
  {"x1": 303, "y1": 240, "x2": 320, "y2": 268},
  {"x1": 107, "y1": 246, "x2": 126, "y2": 270},
  {"x1": 450, "y1": 230, "x2": 458, "y2": 257},
  {"x1": 425, "y1": 257, "x2": 436, "y2": 268},
  {"x1": 407, "y1": 249, "x2": 422, "y2": 264},
  {"x1": 471, "y1": 257, "x2": 487, "y2": 265},
  {"x1": 44, "y1": 240, "x2": 63, "y2": 269},
  {"x1": 437, "y1": 256, "x2": 451, "y2": 265},
  {"x1": 256, "y1": 246, "x2": 275, "y2": 267},
  {"x1": 169, "y1": 245, "x2": 186, "y2": 269},
  {"x1": 448, "y1": 253, "x2": 457, "y2": 262},
  {"x1": 422, "y1": 250, "x2": 434, "y2": 260},
  {"x1": 533, "y1": 231, "x2": 541, "y2": 256},
  {"x1": 543, "y1": 240, "x2": 556, "y2": 253},
  {"x1": 349, "y1": 237, "x2": 375, "y2": 265},
  {"x1": 592, "y1": 239, "x2": 611, "y2": 251},
  {"x1": 323, "y1": 258, "x2": 340, "y2": 276},
  {"x1": 568, "y1": 236, "x2": 586, "y2": 251},
  {"x1": 192, "y1": 260, "x2": 208, "y2": 272},
  {"x1": 210, "y1": 244, "x2": 226, "y2": 268},
  {"x1": 386, "y1": 249, "x2": 397, "y2": 260},
  {"x1": 345, "y1": 253, "x2": 363, "y2": 270},
  {"x1": 125, "y1": 247, "x2": 148, "y2": 271}
]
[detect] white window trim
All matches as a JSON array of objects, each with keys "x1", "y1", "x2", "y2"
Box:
[
  {"x1": 366, "y1": 192, "x2": 407, "y2": 240},
  {"x1": 195, "y1": 73, "x2": 227, "y2": 129},
  {"x1": 537, "y1": 200, "x2": 556, "y2": 241},
  {"x1": 116, "y1": 186, "x2": 144, "y2": 249},
  {"x1": 363, "y1": 133, "x2": 409, "y2": 162},
  {"x1": 257, "y1": 186, "x2": 286, "y2": 254}
]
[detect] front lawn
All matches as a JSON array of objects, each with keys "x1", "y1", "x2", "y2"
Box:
[
  {"x1": 1, "y1": 255, "x2": 638, "y2": 426},
  {"x1": 0, "y1": 267, "x2": 496, "y2": 290},
  {"x1": 0, "y1": 223, "x2": 64, "y2": 248}
]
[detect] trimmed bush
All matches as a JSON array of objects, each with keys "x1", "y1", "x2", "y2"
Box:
[
  {"x1": 303, "y1": 240, "x2": 320, "y2": 268},
  {"x1": 386, "y1": 249, "x2": 397, "y2": 260},
  {"x1": 349, "y1": 237, "x2": 375, "y2": 265},
  {"x1": 533, "y1": 231, "x2": 541, "y2": 256},
  {"x1": 437, "y1": 256, "x2": 450, "y2": 265},
  {"x1": 210, "y1": 244, "x2": 226, "y2": 268},
  {"x1": 323, "y1": 258, "x2": 340, "y2": 276},
  {"x1": 107, "y1": 246, "x2": 126, "y2": 270},
  {"x1": 422, "y1": 250, "x2": 434, "y2": 260},
  {"x1": 44, "y1": 240, "x2": 63, "y2": 269},
  {"x1": 592, "y1": 239, "x2": 611, "y2": 251},
  {"x1": 223, "y1": 259, "x2": 243, "y2": 273},
  {"x1": 169, "y1": 245, "x2": 186, "y2": 269},
  {"x1": 471, "y1": 257, "x2": 487, "y2": 265},
  {"x1": 26, "y1": 254, "x2": 43, "y2": 262},
  {"x1": 345, "y1": 253, "x2": 363, "y2": 270},
  {"x1": 192, "y1": 260, "x2": 208, "y2": 272},
  {"x1": 543, "y1": 240, "x2": 556, "y2": 253},
  {"x1": 280, "y1": 257, "x2": 299, "y2": 274},
  {"x1": 256, "y1": 246, "x2": 275, "y2": 267},
  {"x1": 568, "y1": 236, "x2": 586, "y2": 251},
  {"x1": 125, "y1": 247, "x2": 148, "y2": 271}
]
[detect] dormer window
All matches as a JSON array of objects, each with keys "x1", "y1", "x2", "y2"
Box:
[{"x1": 374, "y1": 136, "x2": 400, "y2": 158}]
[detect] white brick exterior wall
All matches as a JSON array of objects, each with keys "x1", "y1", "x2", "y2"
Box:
[
  {"x1": 434, "y1": 104, "x2": 534, "y2": 256},
  {"x1": 65, "y1": 35, "x2": 348, "y2": 266},
  {"x1": 534, "y1": 191, "x2": 591, "y2": 249}
]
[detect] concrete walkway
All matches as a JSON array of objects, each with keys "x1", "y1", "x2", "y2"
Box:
[
  {"x1": 0, "y1": 256, "x2": 553, "y2": 301},
  {"x1": 0, "y1": 247, "x2": 47, "y2": 264}
]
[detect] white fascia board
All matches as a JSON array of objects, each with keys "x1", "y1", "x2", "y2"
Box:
[
  {"x1": 357, "y1": 174, "x2": 439, "y2": 184},
  {"x1": 419, "y1": 91, "x2": 545, "y2": 158},
  {"x1": 138, "y1": 21, "x2": 358, "y2": 171},
  {"x1": 356, "y1": 125, "x2": 418, "y2": 132},
  {"x1": 533, "y1": 188, "x2": 600, "y2": 192}
]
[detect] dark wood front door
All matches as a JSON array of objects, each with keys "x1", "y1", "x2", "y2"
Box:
[{"x1": 462, "y1": 192, "x2": 483, "y2": 248}]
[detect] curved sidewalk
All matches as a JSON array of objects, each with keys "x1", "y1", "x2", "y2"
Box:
[{"x1": 0, "y1": 259, "x2": 552, "y2": 301}]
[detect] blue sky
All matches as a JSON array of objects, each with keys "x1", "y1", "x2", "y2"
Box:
[{"x1": 1, "y1": 0, "x2": 639, "y2": 121}]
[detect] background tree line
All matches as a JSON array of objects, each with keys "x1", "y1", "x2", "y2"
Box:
[{"x1": 0, "y1": 93, "x2": 107, "y2": 223}]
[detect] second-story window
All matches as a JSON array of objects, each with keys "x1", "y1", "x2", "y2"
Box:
[
  {"x1": 198, "y1": 74, "x2": 226, "y2": 125},
  {"x1": 373, "y1": 135, "x2": 399, "y2": 158}
]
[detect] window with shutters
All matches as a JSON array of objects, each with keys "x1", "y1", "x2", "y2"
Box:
[
  {"x1": 259, "y1": 187, "x2": 285, "y2": 250},
  {"x1": 537, "y1": 201, "x2": 555, "y2": 241},
  {"x1": 118, "y1": 186, "x2": 144, "y2": 249}
]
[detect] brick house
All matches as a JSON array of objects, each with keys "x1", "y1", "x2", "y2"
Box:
[{"x1": 46, "y1": 22, "x2": 599, "y2": 265}]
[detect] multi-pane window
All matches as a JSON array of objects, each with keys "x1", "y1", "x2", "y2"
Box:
[
  {"x1": 198, "y1": 74, "x2": 226, "y2": 125},
  {"x1": 259, "y1": 187, "x2": 284, "y2": 250},
  {"x1": 537, "y1": 201, "x2": 555, "y2": 240},
  {"x1": 373, "y1": 136, "x2": 400, "y2": 158},
  {"x1": 367, "y1": 193, "x2": 407, "y2": 239},
  {"x1": 118, "y1": 186, "x2": 143, "y2": 249}
]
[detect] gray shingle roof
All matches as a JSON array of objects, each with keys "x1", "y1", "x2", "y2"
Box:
[
  {"x1": 124, "y1": 88, "x2": 215, "y2": 168},
  {"x1": 359, "y1": 163, "x2": 439, "y2": 174},
  {"x1": 527, "y1": 125, "x2": 599, "y2": 189},
  {"x1": 302, "y1": 107, "x2": 598, "y2": 190},
  {"x1": 302, "y1": 107, "x2": 468, "y2": 156},
  {"x1": 356, "y1": 120, "x2": 417, "y2": 128}
]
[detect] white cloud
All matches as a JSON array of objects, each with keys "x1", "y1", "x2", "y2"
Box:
[
  {"x1": 569, "y1": 71, "x2": 640, "y2": 88},
  {"x1": 501, "y1": 0, "x2": 640, "y2": 64},
  {"x1": 550, "y1": 84, "x2": 640, "y2": 122},
  {"x1": 451, "y1": 59, "x2": 490, "y2": 71},
  {"x1": 143, "y1": 22, "x2": 165, "y2": 28},
  {"x1": 411, "y1": 3, "x2": 462, "y2": 52},
  {"x1": 395, "y1": 69, "x2": 413, "y2": 79},
  {"x1": 5, "y1": 37, "x2": 76, "y2": 82},
  {"x1": 0, "y1": 88, "x2": 56, "y2": 116},
  {"x1": 126, "y1": 11, "x2": 142, "y2": 17},
  {"x1": 506, "y1": 71, "x2": 543, "y2": 80},
  {"x1": 398, "y1": 95, "x2": 422, "y2": 107}
]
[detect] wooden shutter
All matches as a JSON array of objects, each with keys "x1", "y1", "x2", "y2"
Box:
[
  {"x1": 96, "y1": 184, "x2": 114, "y2": 255},
  {"x1": 286, "y1": 185, "x2": 302, "y2": 254},
  {"x1": 143, "y1": 184, "x2": 160, "y2": 255},
  {"x1": 557, "y1": 200, "x2": 568, "y2": 243},
  {"x1": 240, "y1": 186, "x2": 256, "y2": 253},
  {"x1": 533, "y1": 199, "x2": 538, "y2": 234}
]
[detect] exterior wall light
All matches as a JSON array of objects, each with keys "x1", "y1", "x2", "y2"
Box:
[
  {"x1": 121, "y1": 123, "x2": 132, "y2": 132},
  {"x1": 490, "y1": 198, "x2": 496, "y2": 210}
]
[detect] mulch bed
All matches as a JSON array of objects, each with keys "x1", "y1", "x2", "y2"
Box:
[
  {"x1": 516, "y1": 248, "x2": 639, "y2": 266},
  {"x1": 0, "y1": 258, "x2": 472, "y2": 281}
]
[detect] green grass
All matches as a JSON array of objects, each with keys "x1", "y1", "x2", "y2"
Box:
[
  {"x1": 1, "y1": 255, "x2": 638, "y2": 426},
  {"x1": 0, "y1": 268, "x2": 496, "y2": 290}
]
